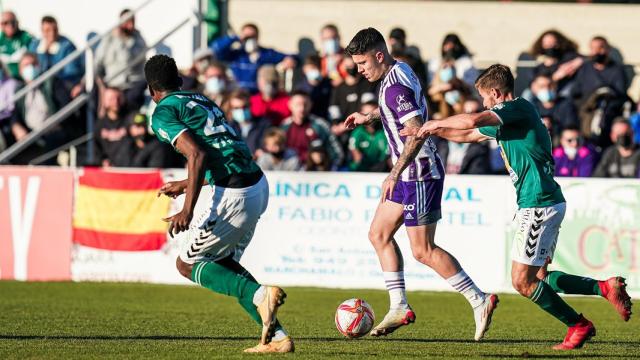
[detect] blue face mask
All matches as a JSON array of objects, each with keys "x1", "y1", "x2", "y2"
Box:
[
  {"x1": 206, "y1": 77, "x2": 225, "y2": 94},
  {"x1": 536, "y1": 89, "x2": 555, "y2": 103},
  {"x1": 232, "y1": 108, "x2": 251, "y2": 123},
  {"x1": 305, "y1": 69, "x2": 321, "y2": 83},
  {"x1": 439, "y1": 67, "x2": 454, "y2": 83},
  {"x1": 323, "y1": 39, "x2": 339, "y2": 55},
  {"x1": 444, "y1": 90, "x2": 461, "y2": 106},
  {"x1": 21, "y1": 64, "x2": 39, "y2": 82}
]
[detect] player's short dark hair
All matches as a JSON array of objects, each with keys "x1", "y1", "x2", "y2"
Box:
[
  {"x1": 475, "y1": 64, "x2": 514, "y2": 94},
  {"x1": 41, "y1": 16, "x2": 57, "y2": 25},
  {"x1": 144, "y1": 54, "x2": 183, "y2": 92},
  {"x1": 345, "y1": 27, "x2": 386, "y2": 56}
]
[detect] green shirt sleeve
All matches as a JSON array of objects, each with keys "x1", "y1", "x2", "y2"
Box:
[
  {"x1": 151, "y1": 105, "x2": 188, "y2": 147},
  {"x1": 478, "y1": 125, "x2": 499, "y2": 138},
  {"x1": 490, "y1": 99, "x2": 525, "y2": 126}
]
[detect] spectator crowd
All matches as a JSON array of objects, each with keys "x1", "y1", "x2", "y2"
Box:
[{"x1": 1, "y1": 9, "x2": 639, "y2": 178}]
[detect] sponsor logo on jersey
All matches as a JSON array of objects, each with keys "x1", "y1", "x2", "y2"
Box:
[
  {"x1": 396, "y1": 94, "x2": 413, "y2": 112},
  {"x1": 158, "y1": 128, "x2": 170, "y2": 142}
]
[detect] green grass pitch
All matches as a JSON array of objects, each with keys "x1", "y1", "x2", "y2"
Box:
[{"x1": 0, "y1": 281, "x2": 637, "y2": 359}]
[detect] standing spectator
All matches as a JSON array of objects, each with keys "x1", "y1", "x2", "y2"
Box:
[
  {"x1": 203, "y1": 61, "x2": 233, "y2": 106},
  {"x1": 297, "y1": 54, "x2": 332, "y2": 119},
  {"x1": 428, "y1": 33, "x2": 478, "y2": 88},
  {"x1": 319, "y1": 24, "x2": 345, "y2": 85},
  {"x1": 128, "y1": 113, "x2": 173, "y2": 168},
  {"x1": 328, "y1": 56, "x2": 376, "y2": 123},
  {"x1": 29, "y1": 16, "x2": 83, "y2": 87},
  {"x1": 280, "y1": 90, "x2": 343, "y2": 168},
  {"x1": 0, "y1": 11, "x2": 32, "y2": 79},
  {"x1": 348, "y1": 101, "x2": 388, "y2": 172},
  {"x1": 593, "y1": 119, "x2": 640, "y2": 178},
  {"x1": 250, "y1": 65, "x2": 290, "y2": 126},
  {"x1": 255, "y1": 127, "x2": 300, "y2": 171},
  {"x1": 94, "y1": 87, "x2": 133, "y2": 167},
  {"x1": 93, "y1": 9, "x2": 147, "y2": 112},
  {"x1": 388, "y1": 27, "x2": 427, "y2": 86},
  {"x1": 211, "y1": 23, "x2": 295, "y2": 93},
  {"x1": 222, "y1": 89, "x2": 270, "y2": 155},
  {"x1": 552, "y1": 126, "x2": 596, "y2": 177},
  {"x1": 529, "y1": 73, "x2": 579, "y2": 136},
  {"x1": 529, "y1": 29, "x2": 583, "y2": 94},
  {"x1": 0, "y1": 59, "x2": 19, "y2": 150}
]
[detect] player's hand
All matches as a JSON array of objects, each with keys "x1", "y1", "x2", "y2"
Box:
[
  {"x1": 344, "y1": 112, "x2": 369, "y2": 130},
  {"x1": 380, "y1": 174, "x2": 398, "y2": 204},
  {"x1": 163, "y1": 210, "x2": 193, "y2": 238},
  {"x1": 417, "y1": 121, "x2": 439, "y2": 138},
  {"x1": 158, "y1": 180, "x2": 187, "y2": 199}
]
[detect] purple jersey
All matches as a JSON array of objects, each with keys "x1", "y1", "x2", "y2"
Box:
[{"x1": 379, "y1": 61, "x2": 443, "y2": 181}]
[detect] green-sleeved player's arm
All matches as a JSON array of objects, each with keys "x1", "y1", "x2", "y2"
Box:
[
  {"x1": 151, "y1": 106, "x2": 188, "y2": 147},
  {"x1": 433, "y1": 128, "x2": 493, "y2": 143}
]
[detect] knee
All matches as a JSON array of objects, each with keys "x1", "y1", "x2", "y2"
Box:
[
  {"x1": 176, "y1": 257, "x2": 194, "y2": 280},
  {"x1": 368, "y1": 229, "x2": 389, "y2": 248},
  {"x1": 511, "y1": 275, "x2": 536, "y2": 297},
  {"x1": 412, "y1": 248, "x2": 434, "y2": 266}
]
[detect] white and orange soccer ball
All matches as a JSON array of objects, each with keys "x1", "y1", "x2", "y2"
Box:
[{"x1": 335, "y1": 298, "x2": 375, "y2": 338}]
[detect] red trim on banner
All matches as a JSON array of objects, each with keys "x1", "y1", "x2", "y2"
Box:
[
  {"x1": 79, "y1": 168, "x2": 164, "y2": 191},
  {"x1": 74, "y1": 229, "x2": 166, "y2": 251}
]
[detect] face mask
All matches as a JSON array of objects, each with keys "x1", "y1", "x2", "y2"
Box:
[
  {"x1": 536, "y1": 89, "x2": 555, "y2": 103},
  {"x1": 244, "y1": 38, "x2": 258, "y2": 53},
  {"x1": 543, "y1": 47, "x2": 561, "y2": 59},
  {"x1": 323, "y1": 39, "x2": 339, "y2": 55},
  {"x1": 346, "y1": 66, "x2": 359, "y2": 77},
  {"x1": 205, "y1": 77, "x2": 225, "y2": 94},
  {"x1": 232, "y1": 108, "x2": 251, "y2": 123},
  {"x1": 563, "y1": 145, "x2": 577, "y2": 159},
  {"x1": 439, "y1": 67, "x2": 454, "y2": 83},
  {"x1": 21, "y1": 64, "x2": 38, "y2": 82},
  {"x1": 444, "y1": 90, "x2": 461, "y2": 106},
  {"x1": 305, "y1": 69, "x2": 321, "y2": 83},
  {"x1": 617, "y1": 133, "x2": 633, "y2": 149},
  {"x1": 273, "y1": 149, "x2": 285, "y2": 159},
  {"x1": 592, "y1": 54, "x2": 608, "y2": 64}
]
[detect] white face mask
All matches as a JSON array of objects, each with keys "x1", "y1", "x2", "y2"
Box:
[
  {"x1": 444, "y1": 90, "x2": 461, "y2": 106},
  {"x1": 244, "y1": 38, "x2": 258, "y2": 53},
  {"x1": 563, "y1": 145, "x2": 577, "y2": 159},
  {"x1": 323, "y1": 39, "x2": 339, "y2": 55},
  {"x1": 305, "y1": 69, "x2": 321, "y2": 83},
  {"x1": 205, "y1": 77, "x2": 225, "y2": 94},
  {"x1": 21, "y1": 64, "x2": 38, "y2": 82}
]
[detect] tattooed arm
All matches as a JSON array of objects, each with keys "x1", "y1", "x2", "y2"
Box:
[{"x1": 344, "y1": 108, "x2": 381, "y2": 129}]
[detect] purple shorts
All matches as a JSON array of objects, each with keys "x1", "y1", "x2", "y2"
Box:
[{"x1": 387, "y1": 179, "x2": 444, "y2": 227}]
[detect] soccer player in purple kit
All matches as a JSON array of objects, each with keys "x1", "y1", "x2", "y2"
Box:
[{"x1": 343, "y1": 28, "x2": 499, "y2": 340}]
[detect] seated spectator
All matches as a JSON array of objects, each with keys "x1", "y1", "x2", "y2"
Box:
[
  {"x1": 348, "y1": 101, "x2": 389, "y2": 172},
  {"x1": 93, "y1": 9, "x2": 147, "y2": 112},
  {"x1": 29, "y1": 16, "x2": 83, "y2": 87},
  {"x1": 328, "y1": 56, "x2": 376, "y2": 123},
  {"x1": 222, "y1": 89, "x2": 270, "y2": 155},
  {"x1": 203, "y1": 61, "x2": 233, "y2": 106},
  {"x1": 94, "y1": 87, "x2": 133, "y2": 167},
  {"x1": 553, "y1": 126, "x2": 596, "y2": 177},
  {"x1": 296, "y1": 54, "x2": 332, "y2": 119},
  {"x1": 388, "y1": 27, "x2": 427, "y2": 86},
  {"x1": 428, "y1": 33, "x2": 478, "y2": 88},
  {"x1": 305, "y1": 139, "x2": 331, "y2": 171},
  {"x1": 12, "y1": 53, "x2": 68, "y2": 148},
  {"x1": 255, "y1": 127, "x2": 300, "y2": 171},
  {"x1": 129, "y1": 113, "x2": 173, "y2": 168},
  {"x1": 211, "y1": 23, "x2": 295, "y2": 93},
  {"x1": 528, "y1": 29, "x2": 583, "y2": 95},
  {"x1": 435, "y1": 98, "x2": 491, "y2": 174},
  {"x1": 319, "y1": 24, "x2": 345, "y2": 85},
  {"x1": 529, "y1": 73, "x2": 579, "y2": 137},
  {"x1": 280, "y1": 90, "x2": 343, "y2": 169},
  {"x1": 0, "y1": 60, "x2": 19, "y2": 150},
  {"x1": 573, "y1": 36, "x2": 628, "y2": 147},
  {"x1": 250, "y1": 65, "x2": 290, "y2": 126},
  {"x1": 0, "y1": 11, "x2": 32, "y2": 79},
  {"x1": 593, "y1": 118, "x2": 640, "y2": 178},
  {"x1": 428, "y1": 57, "x2": 474, "y2": 119}
]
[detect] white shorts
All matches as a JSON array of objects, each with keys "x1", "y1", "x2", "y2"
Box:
[
  {"x1": 511, "y1": 202, "x2": 566, "y2": 267},
  {"x1": 179, "y1": 175, "x2": 269, "y2": 264}
]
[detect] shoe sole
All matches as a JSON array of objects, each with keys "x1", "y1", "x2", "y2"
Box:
[
  {"x1": 260, "y1": 287, "x2": 287, "y2": 344},
  {"x1": 611, "y1": 277, "x2": 633, "y2": 322},
  {"x1": 475, "y1": 294, "x2": 499, "y2": 341},
  {"x1": 370, "y1": 310, "x2": 416, "y2": 337}
]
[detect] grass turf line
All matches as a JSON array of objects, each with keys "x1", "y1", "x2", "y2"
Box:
[{"x1": 0, "y1": 281, "x2": 638, "y2": 359}]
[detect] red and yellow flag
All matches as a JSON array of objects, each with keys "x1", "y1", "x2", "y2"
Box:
[{"x1": 73, "y1": 168, "x2": 170, "y2": 251}]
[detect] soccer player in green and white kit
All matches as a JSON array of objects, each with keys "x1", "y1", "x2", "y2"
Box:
[
  {"x1": 401, "y1": 64, "x2": 632, "y2": 350},
  {"x1": 144, "y1": 54, "x2": 293, "y2": 353}
]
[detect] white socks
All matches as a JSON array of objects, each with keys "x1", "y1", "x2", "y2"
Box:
[
  {"x1": 252, "y1": 285, "x2": 266, "y2": 306},
  {"x1": 447, "y1": 270, "x2": 486, "y2": 308},
  {"x1": 383, "y1": 271, "x2": 408, "y2": 309}
]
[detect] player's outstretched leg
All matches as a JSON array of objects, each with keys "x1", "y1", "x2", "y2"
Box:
[
  {"x1": 407, "y1": 223, "x2": 498, "y2": 341},
  {"x1": 542, "y1": 269, "x2": 632, "y2": 321},
  {"x1": 513, "y1": 262, "x2": 595, "y2": 350}
]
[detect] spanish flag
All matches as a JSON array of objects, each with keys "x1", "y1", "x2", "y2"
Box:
[{"x1": 73, "y1": 168, "x2": 170, "y2": 251}]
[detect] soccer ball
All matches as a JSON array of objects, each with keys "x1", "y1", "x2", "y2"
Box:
[{"x1": 335, "y1": 298, "x2": 375, "y2": 338}]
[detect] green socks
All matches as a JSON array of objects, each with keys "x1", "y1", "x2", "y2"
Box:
[
  {"x1": 192, "y1": 261, "x2": 262, "y2": 324},
  {"x1": 544, "y1": 271, "x2": 602, "y2": 296},
  {"x1": 529, "y1": 280, "x2": 581, "y2": 326}
]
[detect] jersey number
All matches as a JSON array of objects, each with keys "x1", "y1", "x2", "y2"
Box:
[{"x1": 187, "y1": 101, "x2": 237, "y2": 137}]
